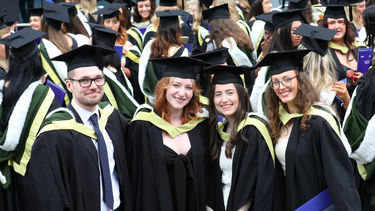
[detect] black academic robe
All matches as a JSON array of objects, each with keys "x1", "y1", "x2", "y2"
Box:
[
  {"x1": 28, "y1": 104, "x2": 133, "y2": 211},
  {"x1": 282, "y1": 115, "x2": 361, "y2": 211},
  {"x1": 126, "y1": 118, "x2": 209, "y2": 211},
  {"x1": 207, "y1": 125, "x2": 275, "y2": 211}
]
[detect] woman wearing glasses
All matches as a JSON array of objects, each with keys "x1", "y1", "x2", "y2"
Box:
[{"x1": 259, "y1": 50, "x2": 361, "y2": 210}]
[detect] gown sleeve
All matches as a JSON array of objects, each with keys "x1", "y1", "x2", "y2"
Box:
[
  {"x1": 228, "y1": 125, "x2": 274, "y2": 211},
  {"x1": 318, "y1": 118, "x2": 362, "y2": 211}
]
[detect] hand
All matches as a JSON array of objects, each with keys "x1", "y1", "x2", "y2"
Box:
[
  {"x1": 332, "y1": 81, "x2": 350, "y2": 109},
  {"x1": 122, "y1": 66, "x2": 131, "y2": 77},
  {"x1": 260, "y1": 36, "x2": 271, "y2": 56},
  {"x1": 122, "y1": 42, "x2": 133, "y2": 56},
  {"x1": 353, "y1": 72, "x2": 363, "y2": 85}
]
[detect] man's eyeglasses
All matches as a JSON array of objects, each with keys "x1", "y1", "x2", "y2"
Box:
[
  {"x1": 270, "y1": 75, "x2": 298, "y2": 89},
  {"x1": 68, "y1": 77, "x2": 106, "y2": 88}
]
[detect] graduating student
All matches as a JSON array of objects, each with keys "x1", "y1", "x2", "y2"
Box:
[
  {"x1": 59, "y1": 2, "x2": 91, "y2": 39},
  {"x1": 88, "y1": 22, "x2": 141, "y2": 117},
  {"x1": 205, "y1": 64, "x2": 275, "y2": 211},
  {"x1": 28, "y1": 45, "x2": 133, "y2": 211},
  {"x1": 131, "y1": 0, "x2": 155, "y2": 28},
  {"x1": 343, "y1": 6, "x2": 375, "y2": 210},
  {"x1": 0, "y1": 13, "x2": 10, "y2": 78},
  {"x1": 294, "y1": 24, "x2": 350, "y2": 121},
  {"x1": 39, "y1": 1, "x2": 72, "y2": 106},
  {"x1": 320, "y1": 3, "x2": 362, "y2": 95},
  {"x1": 127, "y1": 56, "x2": 209, "y2": 211},
  {"x1": 0, "y1": 28, "x2": 59, "y2": 211},
  {"x1": 139, "y1": 10, "x2": 189, "y2": 103},
  {"x1": 258, "y1": 50, "x2": 361, "y2": 210},
  {"x1": 203, "y1": 4, "x2": 255, "y2": 66},
  {"x1": 28, "y1": 8, "x2": 43, "y2": 31}
]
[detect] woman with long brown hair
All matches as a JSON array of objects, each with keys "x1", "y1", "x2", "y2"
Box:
[
  {"x1": 127, "y1": 56, "x2": 208, "y2": 211},
  {"x1": 139, "y1": 10, "x2": 190, "y2": 103},
  {"x1": 206, "y1": 64, "x2": 275, "y2": 211},
  {"x1": 203, "y1": 4, "x2": 255, "y2": 66},
  {"x1": 39, "y1": 1, "x2": 74, "y2": 106},
  {"x1": 259, "y1": 49, "x2": 361, "y2": 210}
]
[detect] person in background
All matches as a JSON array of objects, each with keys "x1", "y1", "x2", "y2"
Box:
[
  {"x1": 343, "y1": 5, "x2": 375, "y2": 210},
  {"x1": 139, "y1": 11, "x2": 189, "y2": 103},
  {"x1": 0, "y1": 28, "x2": 59, "y2": 211},
  {"x1": 132, "y1": 0, "x2": 156, "y2": 28},
  {"x1": 39, "y1": 1, "x2": 73, "y2": 106},
  {"x1": 60, "y1": 2, "x2": 91, "y2": 41},
  {"x1": 127, "y1": 56, "x2": 209, "y2": 211},
  {"x1": 28, "y1": 8, "x2": 43, "y2": 31},
  {"x1": 351, "y1": 0, "x2": 366, "y2": 42},
  {"x1": 259, "y1": 49, "x2": 361, "y2": 211},
  {"x1": 0, "y1": 13, "x2": 10, "y2": 78}
]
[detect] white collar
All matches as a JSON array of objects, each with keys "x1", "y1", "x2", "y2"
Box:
[{"x1": 71, "y1": 100, "x2": 99, "y2": 123}]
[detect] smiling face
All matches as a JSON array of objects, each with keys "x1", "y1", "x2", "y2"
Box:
[
  {"x1": 213, "y1": 83, "x2": 239, "y2": 121},
  {"x1": 327, "y1": 17, "x2": 346, "y2": 41},
  {"x1": 66, "y1": 66, "x2": 105, "y2": 112},
  {"x1": 165, "y1": 77, "x2": 194, "y2": 112},
  {"x1": 29, "y1": 16, "x2": 42, "y2": 31},
  {"x1": 271, "y1": 70, "x2": 299, "y2": 106},
  {"x1": 137, "y1": 0, "x2": 152, "y2": 21},
  {"x1": 291, "y1": 20, "x2": 302, "y2": 48}
]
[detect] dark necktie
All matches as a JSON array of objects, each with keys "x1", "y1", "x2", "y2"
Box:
[{"x1": 89, "y1": 114, "x2": 114, "y2": 210}]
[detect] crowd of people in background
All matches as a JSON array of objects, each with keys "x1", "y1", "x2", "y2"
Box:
[{"x1": 0, "y1": 0, "x2": 375, "y2": 210}]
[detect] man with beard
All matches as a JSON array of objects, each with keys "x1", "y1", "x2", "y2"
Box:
[{"x1": 28, "y1": 45, "x2": 133, "y2": 211}]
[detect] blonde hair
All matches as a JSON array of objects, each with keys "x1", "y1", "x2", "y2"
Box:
[
  {"x1": 301, "y1": 47, "x2": 337, "y2": 93},
  {"x1": 351, "y1": 3, "x2": 364, "y2": 30},
  {"x1": 80, "y1": 0, "x2": 99, "y2": 22},
  {"x1": 214, "y1": 0, "x2": 242, "y2": 22},
  {"x1": 192, "y1": 0, "x2": 204, "y2": 33}
]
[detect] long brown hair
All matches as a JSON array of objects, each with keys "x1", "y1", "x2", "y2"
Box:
[
  {"x1": 208, "y1": 83, "x2": 252, "y2": 160},
  {"x1": 267, "y1": 71, "x2": 320, "y2": 143},
  {"x1": 150, "y1": 23, "x2": 184, "y2": 58},
  {"x1": 209, "y1": 18, "x2": 254, "y2": 52},
  {"x1": 42, "y1": 18, "x2": 71, "y2": 53},
  {"x1": 153, "y1": 77, "x2": 203, "y2": 124}
]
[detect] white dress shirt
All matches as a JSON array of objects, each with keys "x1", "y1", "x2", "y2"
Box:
[{"x1": 71, "y1": 101, "x2": 121, "y2": 211}]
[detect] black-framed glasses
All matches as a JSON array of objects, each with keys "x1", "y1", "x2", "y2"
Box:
[
  {"x1": 68, "y1": 77, "x2": 106, "y2": 88},
  {"x1": 270, "y1": 75, "x2": 298, "y2": 89}
]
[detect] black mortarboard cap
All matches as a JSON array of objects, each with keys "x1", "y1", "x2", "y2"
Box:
[
  {"x1": 294, "y1": 24, "x2": 337, "y2": 56},
  {"x1": 191, "y1": 48, "x2": 229, "y2": 65},
  {"x1": 159, "y1": 0, "x2": 177, "y2": 6},
  {"x1": 59, "y1": 2, "x2": 79, "y2": 17},
  {"x1": 199, "y1": 0, "x2": 213, "y2": 8},
  {"x1": 323, "y1": 2, "x2": 352, "y2": 20},
  {"x1": 51, "y1": 45, "x2": 116, "y2": 72},
  {"x1": 256, "y1": 11, "x2": 277, "y2": 32},
  {"x1": 150, "y1": 56, "x2": 207, "y2": 80},
  {"x1": 88, "y1": 22, "x2": 122, "y2": 48},
  {"x1": 0, "y1": 28, "x2": 46, "y2": 59},
  {"x1": 256, "y1": 50, "x2": 311, "y2": 75},
  {"x1": 0, "y1": 11, "x2": 7, "y2": 30},
  {"x1": 113, "y1": 0, "x2": 136, "y2": 7},
  {"x1": 205, "y1": 65, "x2": 252, "y2": 86},
  {"x1": 272, "y1": 8, "x2": 305, "y2": 29},
  {"x1": 1, "y1": 1, "x2": 19, "y2": 24},
  {"x1": 286, "y1": 0, "x2": 309, "y2": 9},
  {"x1": 43, "y1": 1, "x2": 70, "y2": 30},
  {"x1": 29, "y1": 8, "x2": 43, "y2": 17},
  {"x1": 156, "y1": 10, "x2": 182, "y2": 27},
  {"x1": 202, "y1": 4, "x2": 230, "y2": 22},
  {"x1": 93, "y1": 3, "x2": 125, "y2": 20}
]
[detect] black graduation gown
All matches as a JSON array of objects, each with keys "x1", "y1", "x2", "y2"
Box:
[
  {"x1": 207, "y1": 125, "x2": 275, "y2": 211},
  {"x1": 283, "y1": 116, "x2": 361, "y2": 211},
  {"x1": 27, "y1": 105, "x2": 133, "y2": 211},
  {"x1": 126, "y1": 118, "x2": 209, "y2": 211}
]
